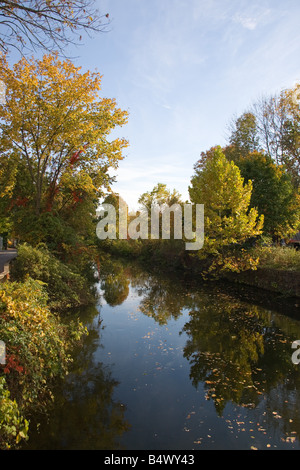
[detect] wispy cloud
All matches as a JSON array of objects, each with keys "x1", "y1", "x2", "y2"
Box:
[
  {"x1": 231, "y1": 3, "x2": 271, "y2": 30},
  {"x1": 233, "y1": 14, "x2": 259, "y2": 30}
]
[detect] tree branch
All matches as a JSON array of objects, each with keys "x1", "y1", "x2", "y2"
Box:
[{"x1": 0, "y1": 0, "x2": 110, "y2": 55}]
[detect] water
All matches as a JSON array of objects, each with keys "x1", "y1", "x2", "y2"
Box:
[{"x1": 23, "y1": 258, "x2": 300, "y2": 450}]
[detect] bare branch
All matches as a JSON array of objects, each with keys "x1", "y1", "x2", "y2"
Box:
[{"x1": 0, "y1": 0, "x2": 110, "y2": 56}]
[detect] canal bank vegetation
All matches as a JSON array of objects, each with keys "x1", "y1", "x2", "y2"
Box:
[
  {"x1": 0, "y1": 51, "x2": 128, "y2": 449},
  {"x1": 98, "y1": 237, "x2": 300, "y2": 298},
  {"x1": 10, "y1": 243, "x2": 96, "y2": 312},
  {"x1": 0, "y1": 277, "x2": 87, "y2": 449}
]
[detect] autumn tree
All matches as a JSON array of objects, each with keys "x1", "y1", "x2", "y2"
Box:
[
  {"x1": 279, "y1": 85, "x2": 300, "y2": 187},
  {"x1": 138, "y1": 183, "x2": 182, "y2": 213},
  {"x1": 189, "y1": 146, "x2": 264, "y2": 274},
  {"x1": 138, "y1": 183, "x2": 183, "y2": 240},
  {"x1": 0, "y1": 0, "x2": 110, "y2": 55},
  {"x1": 0, "y1": 53, "x2": 128, "y2": 250}
]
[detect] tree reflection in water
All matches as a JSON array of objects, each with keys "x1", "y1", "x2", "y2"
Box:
[
  {"x1": 24, "y1": 304, "x2": 130, "y2": 450},
  {"x1": 25, "y1": 256, "x2": 300, "y2": 449},
  {"x1": 113, "y1": 259, "x2": 300, "y2": 444},
  {"x1": 100, "y1": 258, "x2": 130, "y2": 306}
]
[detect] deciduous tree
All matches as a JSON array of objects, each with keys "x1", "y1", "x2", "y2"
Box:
[
  {"x1": 226, "y1": 112, "x2": 259, "y2": 162},
  {"x1": 236, "y1": 152, "x2": 300, "y2": 240},
  {"x1": 189, "y1": 146, "x2": 264, "y2": 274},
  {"x1": 138, "y1": 183, "x2": 182, "y2": 213},
  {"x1": 0, "y1": 53, "x2": 128, "y2": 249}
]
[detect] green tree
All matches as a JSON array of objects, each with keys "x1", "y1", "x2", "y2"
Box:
[
  {"x1": 138, "y1": 183, "x2": 182, "y2": 213},
  {"x1": 189, "y1": 146, "x2": 263, "y2": 274},
  {"x1": 226, "y1": 112, "x2": 259, "y2": 162},
  {"x1": 280, "y1": 85, "x2": 300, "y2": 187},
  {"x1": 137, "y1": 183, "x2": 183, "y2": 241},
  {"x1": 237, "y1": 152, "x2": 300, "y2": 240}
]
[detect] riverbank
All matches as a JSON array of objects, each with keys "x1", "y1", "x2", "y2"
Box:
[
  {"x1": 222, "y1": 268, "x2": 300, "y2": 299},
  {"x1": 221, "y1": 245, "x2": 300, "y2": 299},
  {"x1": 97, "y1": 240, "x2": 300, "y2": 299},
  {"x1": 0, "y1": 243, "x2": 96, "y2": 449}
]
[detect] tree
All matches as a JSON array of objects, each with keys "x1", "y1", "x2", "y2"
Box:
[
  {"x1": 0, "y1": 53, "x2": 128, "y2": 249},
  {"x1": 138, "y1": 183, "x2": 183, "y2": 241},
  {"x1": 0, "y1": 151, "x2": 18, "y2": 234},
  {"x1": 0, "y1": 0, "x2": 110, "y2": 55},
  {"x1": 236, "y1": 152, "x2": 300, "y2": 240},
  {"x1": 250, "y1": 86, "x2": 300, "y2": 187},
  {"x1": 251, "y1": 94, "x2": 286, "y2": 166},
  {"x1": 226, "y1": 85, "x2": 300, "y2": 188},
  {"x1": 280, "y1": 85, "x2": 300, "y2": 187},
  {"x1": 225, "y1": 97, "x2": 300, "y2": 238},
  {"x1": 138, "y1": 183, "x2": 182, "y2": 213},
  {"x1": 189, "y1": 146, "x2": 264, "y2": 274},
  {"x1": 226, "y1": 112, "x2": 259, "y2": 162}
]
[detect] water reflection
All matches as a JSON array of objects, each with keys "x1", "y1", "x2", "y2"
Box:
[
  {"x1": 182, "y1": 300, "x2": 265, "y2": 414},
  {"x1": 24, "y1": 256, "x2": 300, "y2": 449},
  {"x1": 100, "y1": 259, "x2": 130, "y2": 306},
  {"x1": 101, "y1": 258, "x2": 300, "y2": 446},
  {"x1": 24, "y1": 304, "x2": 130, "y2": 450}
]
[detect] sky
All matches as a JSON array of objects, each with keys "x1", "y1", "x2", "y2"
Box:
[{"x1": 10, "y1": 0, "x2": 300, "y2": 211}]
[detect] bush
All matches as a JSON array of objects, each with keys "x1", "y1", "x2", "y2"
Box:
[
  {"x1": 253, "y1": 245, "x2": 300, "y2": 272},
  {"x1": 0, "y1": 278, "x2": 87, "y2": 449},
  {"x1": 10, "y1": 243, "x2": 95, "y2": 311},
  {"x1": 0, "y1": 377, "x2": 29, "y2": 449},
  {"x1": 98, "y1": 238, "x2": 186, "y2": 271}
]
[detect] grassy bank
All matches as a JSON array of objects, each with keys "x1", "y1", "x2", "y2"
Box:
[{"x1": 252, "y1": 245, "x2": 300, "y2": 272}]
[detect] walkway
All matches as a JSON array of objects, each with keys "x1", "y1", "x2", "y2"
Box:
[{"x1": 0, "y1": 249, "x2": 17, "y2": 279}]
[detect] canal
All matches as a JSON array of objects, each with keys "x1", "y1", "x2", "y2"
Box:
[{"x1": 23, "y1": 257, "x2": 300, "y2": 450}]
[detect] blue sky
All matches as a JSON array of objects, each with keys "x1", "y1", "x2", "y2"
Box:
[{"x1": 16, "y1": 1, "x2": 300, "y2": 210}]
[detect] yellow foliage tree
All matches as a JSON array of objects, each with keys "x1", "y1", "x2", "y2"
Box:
[
  {"x1": 0, "y1": 53, "x2": 128, "y2": 245},
  {"x1": 189, "y1": 146, "x2": 264, "y2": 274}
]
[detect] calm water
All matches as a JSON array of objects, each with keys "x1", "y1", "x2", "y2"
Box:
[{"x1": 23, "y1": 258, "x2": 300, "y2": 450}]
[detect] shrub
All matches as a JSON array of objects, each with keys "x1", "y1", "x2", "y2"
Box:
[
  {"x1": 0, "y1": 278, "x2": 87, "y2": 449},
  {"x1": 10, "y1": 243, "x2": 94, "y2": 311},
  {"x1": 0, "y1": 377, "x2": 29, "y2": 449},
  {"x1": 253, "y1": 245, "x2": 300, "y2": 272}
]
